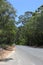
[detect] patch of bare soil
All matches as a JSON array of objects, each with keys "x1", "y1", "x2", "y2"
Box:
[{"x1": 0, "y1": 46, "x2": 15, "y2": 60}]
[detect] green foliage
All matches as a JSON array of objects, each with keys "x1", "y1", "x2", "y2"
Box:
[
  {"x1": 16, "y1": 5, "x2": 43, "y2": 47},
  {"x1": 17, "y1": 11, "x2": 32, "y2": 25},
  {"x1": 0, "y1": 0, "x2": 17, "y2": 46}
]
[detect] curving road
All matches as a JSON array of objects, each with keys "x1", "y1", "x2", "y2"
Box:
[{"x1": 0, "y1": 45, "x2": 43, "y2": 65}]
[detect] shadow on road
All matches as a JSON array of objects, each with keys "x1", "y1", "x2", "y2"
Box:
[{"x1": 0, "y1": 58, "x2": 13, "y2": 62}]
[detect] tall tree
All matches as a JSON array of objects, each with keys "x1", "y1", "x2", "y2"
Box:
[
  {"x1": 17, "y1": 11, "x2": 32, "y2": 25},
  {"x1": 0, "y1": 0, "x2": 17, "y2": 46}
]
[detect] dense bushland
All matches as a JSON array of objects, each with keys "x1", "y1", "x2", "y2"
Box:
[
  {"x1": 16, "y1": 5, "x2": 43, "y2": 47},
  {"x1": 0, "y1": 0, "x2": 43, "y2": 47},
  {"x1": 0, "y1": 0, "x2": 17, "y2": 46}
]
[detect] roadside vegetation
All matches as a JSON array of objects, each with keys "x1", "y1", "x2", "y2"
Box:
[
  {"x1": 0, "y1": 0, "x2": 43, "y2": 48},
  {"x1": 0, "y1": 0, "x2": 17, "y2": 48},
  {"x1": 16, "y1": 5, "x2": 43, "y2": 47}
]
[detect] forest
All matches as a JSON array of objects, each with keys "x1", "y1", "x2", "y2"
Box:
[{"x1": 0, "y1": 0, "x2": 43, "y2": 47}]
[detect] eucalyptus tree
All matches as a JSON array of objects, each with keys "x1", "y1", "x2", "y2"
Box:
[{"x1": 0, "y1": 0, "x2": 17, "y2": 46}]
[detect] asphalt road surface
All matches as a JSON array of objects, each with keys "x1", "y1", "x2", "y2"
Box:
[{"x1": 0, "y1": 45, "x2": 43, "y2": 65}]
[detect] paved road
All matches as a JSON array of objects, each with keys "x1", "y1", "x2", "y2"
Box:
[{"x1": 0, "y1": 45, "x2": 43, "y2": 65}]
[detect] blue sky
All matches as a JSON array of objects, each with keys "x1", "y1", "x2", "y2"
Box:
[{"x1": 8, "y1": 0, "x2": 43, "y2": 16}]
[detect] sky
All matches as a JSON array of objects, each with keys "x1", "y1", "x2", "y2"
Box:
[{"x1": 8, "y1": 0, "x2": 43, "y2": 16}]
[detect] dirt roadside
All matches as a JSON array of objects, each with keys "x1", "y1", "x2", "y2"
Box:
[{"x1": 0, "y1": 46, "x2": 15, "y2": 60}]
